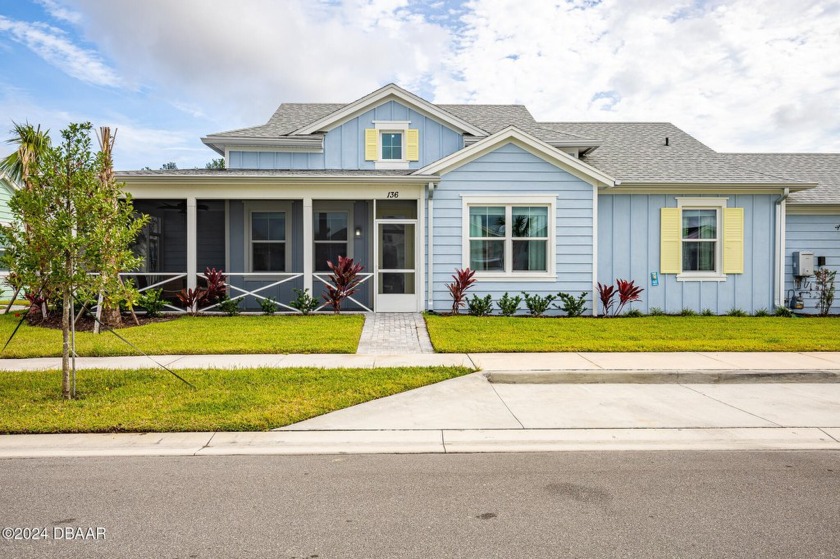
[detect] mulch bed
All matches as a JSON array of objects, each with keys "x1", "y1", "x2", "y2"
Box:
[{"x1": 20, "y1": 312, "x2": 177, "y2": 332}]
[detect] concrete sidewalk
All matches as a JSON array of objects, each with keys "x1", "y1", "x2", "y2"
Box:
[
  {"x1": 3, "y1": 350, "x2": 840, "y2": 372},
  {"x1": 2, "y1": 352, "x2": 839, "y2": 457}
]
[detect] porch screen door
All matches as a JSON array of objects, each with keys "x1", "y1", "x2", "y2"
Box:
[{"x1": 375, "y1": 200, "x2": 419, "y2": 312}]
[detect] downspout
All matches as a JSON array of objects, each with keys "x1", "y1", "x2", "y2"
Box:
[
  {"x1": 427, "y1": 181, "x2": 436, "y2": 311},
  {"x1": 774, "y1": 188, "x2": 790, "y2": 308}
]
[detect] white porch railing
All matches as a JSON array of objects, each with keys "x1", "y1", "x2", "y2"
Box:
[
  {"x1": 119, "y1": 272, "x2": 187, "y2": 313},
  {"x1": 196, "y1": 272, "x2": 304, "y2": 313},
  {"x1": 115, "y1": 271, "x2": 374, "y2": 314}
]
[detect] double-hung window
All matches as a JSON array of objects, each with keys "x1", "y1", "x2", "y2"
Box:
[
  {"x1": 250, "y1": 210, "x2": 287, "y2": 272},
  {"x1": 681, "y1": 209, "x2": 718, "y2": 272},
  {"x1": 314, "y1": 210, "x2": 350, "y2": 272},
  {"x1": 464, "y1": 197, "x2": 554, "y2": 278},
  {"x1": 380, "y1": 132, "x2": 403, "y2": 160}
]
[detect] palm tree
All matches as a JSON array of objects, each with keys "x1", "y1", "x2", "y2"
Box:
[
  {"x1": 1, "y1": 122, "x2": 51, "y2": 315},
  {"x1": 0, "y1": 121, "x2": 51, "y2": 191}
]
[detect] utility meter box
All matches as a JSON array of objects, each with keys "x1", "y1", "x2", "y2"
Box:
[{"x1": 792, "y1": 251, "x2": 815, "y2": 277}]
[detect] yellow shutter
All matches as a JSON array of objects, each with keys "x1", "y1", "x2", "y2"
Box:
[
  {"x1": 364, "y1": 128, "x2": 378, "y2": 161},
  {"x1": 405, "y1": 129, "x2": 419, "y2": 161},
  {"x1": 660, "y1": 207, "x2": 681, "y2": 274},
  {"x1": 722, "y1": 207, "x2": 744, "y2": 274}
]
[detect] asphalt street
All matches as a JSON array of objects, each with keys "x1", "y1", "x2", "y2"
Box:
[{"x1": 1, "y1": 451, "x2": 838, "y2": 558}]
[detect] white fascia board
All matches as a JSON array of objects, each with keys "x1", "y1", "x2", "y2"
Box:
[
  {"x1": 414, "y1": 126, "x2": 616, "y2": 188},
  {"x1": 291, "y1": 83, "x2": 487, "y2": 137},
  {"x1": 201, "y1": 135, "x2": 324, "y2": 155},
  {"x1": 786, "y1": 204, "x2": 840, "y2": 214},
  {"x1": 611, "y1": 181, "x2": 817, "y2": 192},
  {"x1": 117, "y1": 174, "x2": 437, "y2": 187}
]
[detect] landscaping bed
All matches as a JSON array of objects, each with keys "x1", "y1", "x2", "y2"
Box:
[
  {"x1": 424, "y1": 315, "x2": 840, "y2": 353},
  {"x1": 0, "y1": 366, "x2": 471, "y2": 433},
  {"x1": 0, "y1": 314, "x2": 365, "y2": 357}
]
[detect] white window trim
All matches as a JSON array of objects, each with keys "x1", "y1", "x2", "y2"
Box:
[
  {"x1": 676, "y1": 197, "x2": 727, "y2": 282},
  {"x1": 373, "y1": 121, "x2": 410, "y2": 170},
  {"x1": 313, "y1": 201, "x2": 354, "y2": 273},
  {"x1": 244, "y1": 201, "x2": 293, "y2": 274},
  {"x1": 462, "y1": 195, "x2": 556, "y2": 280}
]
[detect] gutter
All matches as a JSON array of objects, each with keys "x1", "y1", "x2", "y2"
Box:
[{"x1": 774, "y1": 188, "x2": 790, "y2": 308}]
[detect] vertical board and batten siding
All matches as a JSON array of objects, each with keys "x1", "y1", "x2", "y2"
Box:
[
  {"x1": 598, "y1": 193, "x2": 776, "y2": 314},
  {"x1": 785, "y1": 212, "x2": 840, "y2": 314},
  {"x1": 228, "y1": 101, "x2": 463, "y2": 170},
  {"x1": 431, "y1": 143, "x2": 595, "y2": 314}
]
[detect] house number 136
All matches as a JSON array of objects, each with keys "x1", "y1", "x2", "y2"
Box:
[{"x1": 387, "y1": 191, "x2": 399, "y2": 199}]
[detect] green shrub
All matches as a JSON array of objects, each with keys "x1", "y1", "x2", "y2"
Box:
[
  {"x1": 137, "y1": 288, "x2": 166, "y2": 318},
  {"x1": 680, "y1": 308, "x2": 697, "y2": 317},
  {"x1": 774, "y1": 306, "x2": 793, "y2": 318},
  {"x1": 290, "y1": 288, "x2": 319, "y2": 315},
  {"x1": 624, "y1": 309, "x2": 644, "y2": 318},
  {"x1": 753, "y1": 308, "x2": 769, "y2": 317},
  {"x1": 556, "y1": 292, "x2": 587, "y2": 317},
  {"x1": 497, "y1": 292, "x2": 522, "y2": 317},
  {"x1": 218, "y1": 296, "x2": 240, "y2": 316},
  {"x1": 259, "y1": 297, "x2": 278, "y2": 315},
  {"x1": 701, "y1": 308, "x2": 715, "y2": 316},
  {"x1": 522, "y1": 292, "x2": 556, "y2": 317},
  {"x1": 467, "y1": 294, "x2": 493, "y2": 317},
  {"x1": 727, "y1": 308, "x2": 747, "y2": 317},
  {"x1": 649, "y1": 307, "x2": 665, "y2": 316}
]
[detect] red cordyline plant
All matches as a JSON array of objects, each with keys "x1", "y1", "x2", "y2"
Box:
[
  {"x1": 323, "y1": 255, "x2": 364, "y2": 314},
  {"x1": 597, "y1": 282, "x2": 616, "y2": 316},
  {"x1": 203, "y1": 267, "x2": 227, "y2": 303},
  {"x1": 598, "y1": 279, "x2": 644, "y2": 316},
  {"x1": 447, "y1": 267, "x2": 476, "y2": 315},
  {"x1": 177, "y1": 287, "x2": 207, "y2": 314},
  {"x1": 615, "y1": 279, "x2": 644, "y2": 316}
]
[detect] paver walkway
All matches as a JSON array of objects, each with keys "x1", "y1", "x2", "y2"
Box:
[{"x1": 356, "y1": 313, "x2": 434, "y2": 354}]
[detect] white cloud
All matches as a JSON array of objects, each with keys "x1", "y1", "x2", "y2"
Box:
[
  {"x1": 35, "y1": 0, "x2": 83, "y2": 24},
  {"x1": 0, "y1": 15, "x2": 120, "y2": 87},
  {"x1": 434, "y1": 0, "x2": 840, "y2": 152},
  {"x1": 63, "y1": 0, "x2": 452, "y2": 126}
]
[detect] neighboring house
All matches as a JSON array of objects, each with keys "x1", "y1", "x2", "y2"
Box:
[
  {"x1": 0, "y1": 171, "x2": 18, "y2": 300},
  {"x1": 117, "y1": 84, "x2": 839, "y2": 315}
]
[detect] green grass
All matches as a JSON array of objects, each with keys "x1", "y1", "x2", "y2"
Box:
[
  {"x1": 425, "y1": 315, "x2": 840, "y2": 352},
  {"x1": 0, "y1": 314, "x2": 365, "y2": 357},
  {"x1": 0, "y1": 366, "x2": 471, "y2": 433}
]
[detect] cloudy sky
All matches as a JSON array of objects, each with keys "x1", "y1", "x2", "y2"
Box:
[{"x1": 1, "y1": 0, "x2": 838, "y2": 170}]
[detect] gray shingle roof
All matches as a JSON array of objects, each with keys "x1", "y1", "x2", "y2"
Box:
[
  {"x1": 724, "y1": 154, "x2": 840, "y2": 204},
  {"x1": 208, "y1": 104, "x2": 345, "y2": 138},
  {"x1": 549, "y1": 122, "x2": 805, "y2": 185}
]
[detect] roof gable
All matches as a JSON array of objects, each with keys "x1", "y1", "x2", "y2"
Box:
[
  {"x1": 414, "y1": 126, "x2": 615, "y2": 188},
  {"x1": 292, "y1": 83, "x2": 486, "y2": 137}
]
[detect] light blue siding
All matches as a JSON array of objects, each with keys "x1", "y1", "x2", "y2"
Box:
[
  {"x1": 598, "y1": 193, "x2": 777, "y2": 314},
  {"x1": 430, "y1": 143, "x2": 595, "y2": 315},
  {"x1": 785, "y1": 212, "x2": 840, "y2": 314},
  {"x1": 229, "y1": 101, "x2": 463, "y2": 170}
]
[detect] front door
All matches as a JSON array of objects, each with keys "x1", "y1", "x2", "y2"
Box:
[{"x1": 375, "y1": 200, "x2": 419, "y2": 312}]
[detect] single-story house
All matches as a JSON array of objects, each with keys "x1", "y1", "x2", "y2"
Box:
[{"x1": 117, "y1": 84, "x2": 839, "y2": 315}]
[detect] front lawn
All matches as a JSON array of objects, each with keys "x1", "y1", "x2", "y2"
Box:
[
  {"x1": 0, "y1": 314, "x2": 365, "y2": 358},
  {"x1": 0, "y1": 366, "x2": 471, "y2": 433},
  {"x1": 425, "y1": 315, "x2": 840, "y2": 352}
]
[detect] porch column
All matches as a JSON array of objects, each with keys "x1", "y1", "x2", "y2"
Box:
[
  {"x1": 186, "y1": 197, "x2": 197, "y2": 291},
  {"x1": 302, "y1": 196, "x2": 313, "y2": 293}
]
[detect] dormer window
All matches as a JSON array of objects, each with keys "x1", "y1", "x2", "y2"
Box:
[
  {"x1": 365, "y1": 121, "x2": 419, "y2": 169},
  {"x1": 381, "y1": 132, "x2": 403, "y2": 160}
]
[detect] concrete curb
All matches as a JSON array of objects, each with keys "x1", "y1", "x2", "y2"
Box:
[
  {"x1": 1, "y1": 428, "x2": 838, "y2": 457},
  {"x1": 486, "y1": 370, "x2": 840, "y2": 384}
]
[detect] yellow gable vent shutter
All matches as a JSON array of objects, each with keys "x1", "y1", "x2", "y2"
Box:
[
  {"x1": 722, "y1": 207, "x2": 744, "y2": 274},
  {"x1": 660, "y1": 207, "x2": 681, "y2": 274},
  {"x1": 405, "y1": 129, "x2": 419, "y2": 161},
  {"x1": 364, "y1": 129, "x2": 378, "y2": 161}
]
